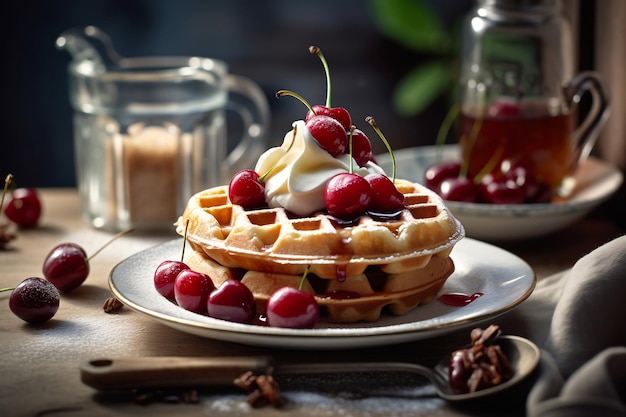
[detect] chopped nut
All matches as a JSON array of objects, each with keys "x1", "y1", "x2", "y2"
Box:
[
  {"x1": 234, "y1": 371, "x2": 283, "y2": 408},
  {"x1": 451, "y1": 325, "x2": 513, "y2": 393},
  {"x1": 181, "y1": 389, "x2": 199, "y2": 404},
  {"x1": 103, "y1": 297, "x2": 124, "y2": 313},
  {"x1": 256, "y1": 375, "x2": 282, "y2": 407},
  {"x1": 0, "y1": 222, "x2": 16, "y2": 250}
]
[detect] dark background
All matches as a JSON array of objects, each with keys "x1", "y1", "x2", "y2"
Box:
[{"x1": 0, "y1": 0, "x2": 595, "y2": 188}]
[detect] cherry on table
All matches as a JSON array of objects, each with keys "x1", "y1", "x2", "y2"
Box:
[
  {"x1": 266, "y1": 286, "x2": 319, "y2": 329},
  {"x1": 207, "y1": 279, "x2": 256, "y2": 324},
  {"x1": 154, "y1": 260, "x2": 190, "y2": 301},
  {"x1": 174, "y1": 269, "x2": 215, "y2": 314},
  {"x1": 228, "y1": 169, "x2": 266, "y2": 209},
  {"x1": 43, "y1": 243, "x2": 90, "y2": 292},
  {"x1": 6, "y1": 277, "x2": 60, "y2": 323},
  {"x1": 43, "y1": 228, "x2": 133, "y2": 293},
  {"x1": 4, "y1": 187, "x2": 42, "y2": 228},
  {"x1": 324, "y1": 173, "x2": 372, "y2": 220}
]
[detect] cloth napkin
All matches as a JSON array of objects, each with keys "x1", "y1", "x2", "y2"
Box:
[{"x1": 501, "y1": 234, "x2": 626, "y2": 416}]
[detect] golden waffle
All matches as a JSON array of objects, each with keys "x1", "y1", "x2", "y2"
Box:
[
  {"x1": 176, "y1": 179, "x2": 464, "y2": 279},
  {"x1": 183, "y1": 245, "x2": 455, "y2": 323}
]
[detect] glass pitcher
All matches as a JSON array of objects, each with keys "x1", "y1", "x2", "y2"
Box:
[
  {"x1": 57, "y1": 27, "x2": 270, "y2": 231},
  {"x1": 458, "y1": 0, "x2": 609, "y2": 198}
]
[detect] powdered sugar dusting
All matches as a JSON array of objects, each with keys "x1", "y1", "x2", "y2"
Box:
[
  {"x1": 203, "y1": 389, "x2": 446, "y2": 416},
  {"x1": 15, "y1": 277, "x2": 59, "y2": 307}
]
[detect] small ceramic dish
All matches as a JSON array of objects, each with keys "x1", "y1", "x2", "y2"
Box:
[{"x1": 377, "y1": 145, "x2": 623, "y2": 241}]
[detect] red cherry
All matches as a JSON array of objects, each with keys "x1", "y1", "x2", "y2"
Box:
[
  {"x1": 480, "y1": 179, "x2": 526, "y2": 204},
  {"x1": 305, "y1": 115, "x2": 348, "y2": 157},
  {"x1": 306, "y1": 105, "x2": 352, "y2": 130},
  {"x1": 487, "y1": 98, "x2": 521, "y2": 117},
  {"x1": 154, "y1": 260, "x2": 190, "y2": 301},
  {"x1": 501, "y1": 163, "x2": 553, "y2": 203},
  {"x1": 42, "y1": 243, "x2": 90, "y2": 292},
  {"x1": 228, "y1": 170, "x2": 266, "y2": 209},
  {"x1": 266, "y1": 286, "x2": 319, "y2": 329},
  {"x1": 8, "y1": 277, "x2": 60, "y2": 324},
  {"x1": 365, "y1": 173, "x2": 404, "y2": 213},
  {"x1": 526, "y1": 182, "x2": 554, "y2": 203},
  {"x1": 4, "y1": 188, "x2": 42, "y2": 228},
  {"x1": 174, "y1": 269, "x2": 215, "y2": 314},
  {"x1": 439, "y1": 177, "x2": 479, "y2": 202},
  {"x1": 324, "y1": 173, "x2": 372, "y2": 220},
  {"x1": 350, "y1": 128, "x2": 374, "y2": 167},
  {"x1": 424, "y1": 162, "x2": 462, "y2": 193},
  {"x1": 42, "y1": 228, "x2": 133, "y2": 293},
  {"x1": 207, "y1": 279, "x2": 256, "y2": 324},
  {"x1": 449, "y1": 350, "x2": 471, "y2": 393}
]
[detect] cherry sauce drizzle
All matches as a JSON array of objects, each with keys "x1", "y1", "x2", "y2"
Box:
[{"x1": 438, "y1": 292, "x2": 484, "y2": 306}]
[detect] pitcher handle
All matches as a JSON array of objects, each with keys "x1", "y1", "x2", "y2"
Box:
[
  {"x1": 562, "y1": 71, "x2": 610, "y2": 172},
  {"x1": 222, "y1": 75, "x2": 271, "y2": 181}
]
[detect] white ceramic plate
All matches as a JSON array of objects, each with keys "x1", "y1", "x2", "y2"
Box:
[
  {"x1": 109, "y1": 238, "x2": 535, "y2": 349},
  {"x1": 377, "y1": 145, "x2": 623, "y2": 241}
]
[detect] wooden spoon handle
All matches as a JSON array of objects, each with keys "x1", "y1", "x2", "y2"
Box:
[{"x1": 80, "y1": 356, "x2": 272, "y2": 391}]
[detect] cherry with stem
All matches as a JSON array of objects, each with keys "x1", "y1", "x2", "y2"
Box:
[
  {"x1": 2, "y1": 277, "x2": 60, "y2": 324},
  {"x1": 154, "y1": 221, "x2": 190, "y2": 300},
  {"x1": 324, "y1": 128, "x2": 372, "y2": 220},
  {"x1": 310, "y1": 45, "x2": 333, "y2": 109},
  {"x1": 1, "y1": 174, "x2": 17, "y2": 249},
  {"x1": 266, "y1": 265, "x2": 319, "y2": 329},
  {"x1": 43, "y1": 227, "x2": 135, "y2": 292},
  {"x1": 229, "y1": 125, "x2": 298, "y2": 209},
  {"x1": 306, "y1": 45, "x2": 352, "y2": 130},
  {"x1": 2, "y1": 173, "x2": 42, "y2": 228},
  {"x1": 364, "y1": 116, "x2": 405, "y2": 213}
]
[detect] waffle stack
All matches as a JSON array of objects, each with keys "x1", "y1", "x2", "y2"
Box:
[{"x1": 176, "y1": 179, "x2": 464, "y2": 323}]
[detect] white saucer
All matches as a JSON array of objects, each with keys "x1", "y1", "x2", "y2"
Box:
[
  {"x1": 109, "y1": 238, "x2": 535, "y2": 350},
  {"x1": 377, "y1": 145, "x2": 623, "y2": 241}
]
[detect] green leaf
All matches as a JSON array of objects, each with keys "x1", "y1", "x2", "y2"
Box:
[
  {"x1": 369, "y1": 0, "x2": 451, "y2": 53},
  {"x1": 392, "y1": 61, "x2": 453, "y2": 116}
]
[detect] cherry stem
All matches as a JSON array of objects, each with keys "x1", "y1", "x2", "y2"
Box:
[
  {"x1": 259, "y1": 125, "x2": 297, "y2": 182},
  {"x1": 180, "y1": 219, "x2": 190, "y2": 262},
  {"x1": 348, "y1": 126, "x2": 355, "y2": 174},
  {"x1": 276, "y1": 90, "x2": 314, "y2": 114},
  {"x1": 299, "y1": 265, "x2": 310, "y2": 291},
  {"x1": 309, "y1": 45, "x2": 332, "y2": 108},
  {"x1": 462, "y1": 105, "x2": 487, "y2": 179},
  {"x1": 365, "y1": 116, "x2": 396, "y2": 182},
  {"x1": 1, "y1": 174, "x2": 14, "y2": 215},
  {"x1": 86, "y1": 227, "x2": 135, "y2": 262},
  {"x1": 435, "y1": 104, "x2": 459, "y2": 162},
  {"x1": 474, "y1": 144, "x2": 505, "y2": 184},
  {"x1": 0, "y1": 287, "x2": 15, "y2": 293}
]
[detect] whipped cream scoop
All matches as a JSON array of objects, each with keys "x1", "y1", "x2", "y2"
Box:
[{"x1": 255, "y1": 120, "x2": 384, "y2": 216}]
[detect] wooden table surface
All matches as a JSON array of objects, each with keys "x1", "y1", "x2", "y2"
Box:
[{"x1": 1, "y1": 189, "x2": 623, "y2": 417}]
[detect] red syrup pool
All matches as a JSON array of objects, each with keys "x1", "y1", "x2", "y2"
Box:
[{"x1": 438, "y1": 292, "x2": 484, "y2": 306}]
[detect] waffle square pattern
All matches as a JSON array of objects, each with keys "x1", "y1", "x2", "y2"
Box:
[{"x1": 177, "y1": 179, "x2": 465, "y2": 323}]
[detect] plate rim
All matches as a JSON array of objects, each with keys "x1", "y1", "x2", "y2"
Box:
[
  {"x1": 378, "y1": 144, "x2": 623, "y2": 214},
  {"x1": 109, "y1": 237, "x2": 536, "y2": 348}
]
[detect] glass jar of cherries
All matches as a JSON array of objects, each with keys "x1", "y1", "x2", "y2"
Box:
[{"x1": 455, "y1": 0, "x2": 609, "y2": 203}]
